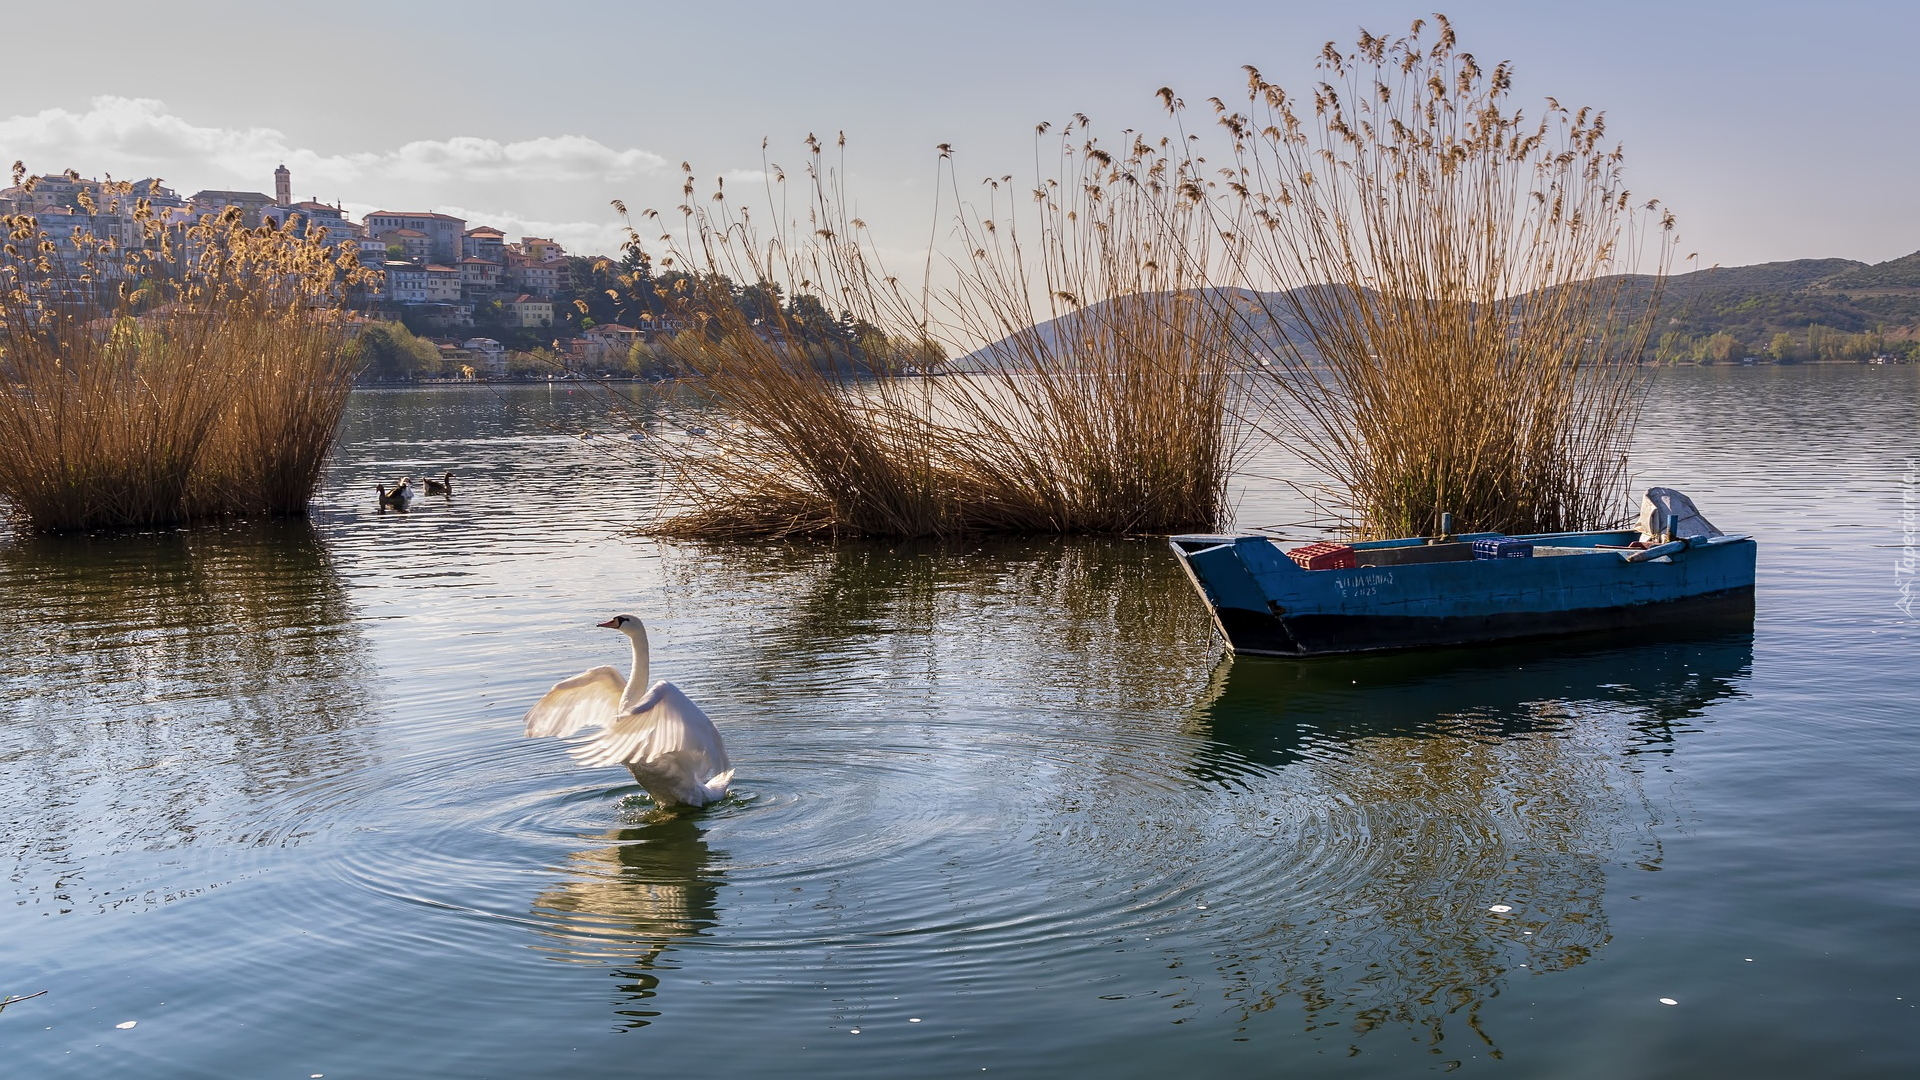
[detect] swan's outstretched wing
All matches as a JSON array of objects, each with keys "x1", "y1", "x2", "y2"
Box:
[
  {"x1": 524, "y1": 666, "x2": 625, "y2": 738},
  {"x1": 571, "y1": 681, "x2": 730, "y2": 776}
]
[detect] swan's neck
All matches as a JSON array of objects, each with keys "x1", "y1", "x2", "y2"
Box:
[{"x1": 621, "y1": 626, "x2": 651, "y2": 710}]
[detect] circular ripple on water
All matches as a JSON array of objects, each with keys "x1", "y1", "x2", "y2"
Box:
[
  {"x1": 252, "y1": 683, "x2": 1224, "y2": 980},
  {"x1": 219, "y1": 630, "x2": 1647, "y2": 1038}
]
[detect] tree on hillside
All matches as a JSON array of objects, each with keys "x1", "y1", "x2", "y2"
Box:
[
  {"x1": 1704, "y1": 331, "x2": 1740, "y2": 363},
  {"x1": 353, "y1": 322, "x2": 442, "y2": 381}
]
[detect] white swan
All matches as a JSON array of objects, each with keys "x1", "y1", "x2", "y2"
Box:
[{"x1": 524, "y1": 614, "x2": 733, "y2": 809}]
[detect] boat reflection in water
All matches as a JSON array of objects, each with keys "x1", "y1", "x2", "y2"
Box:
[
  {"x1": 639, "y1": 534, "x2": 1755, "y2": 1057},
  {"x1": 528, "y1": 814, "x2": 726, "y2": 1029},
  {"x1": 1179, "y1": 624, "x2": 1754, "y2": 1055},
  {"x1": 1197, "y1": 622, "x2": 1758, "y2": 772}
]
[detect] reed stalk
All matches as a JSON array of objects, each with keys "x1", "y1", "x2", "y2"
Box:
[
  {"x1": 624, "y1": 128, "x2": 1244, "y2": 539},
  {"x1": 0, "y1": 169, "x2": 368, "y2": 532},
  {"x1": 1212, "y1": 15, "x2": 1675, "y2": 537},
  {"x1": 925, "y1": 120, "x2": 1243, "y2": 533},
  {"x1": 183, "y1": 221, "x2": 367, "y2": 518},
  {"x1": 617, "y1": 143, "x2": 950, "y2": 538}
]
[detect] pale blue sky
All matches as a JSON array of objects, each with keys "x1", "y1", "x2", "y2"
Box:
[{"x1": 4, "y1": 1, "x2": 1912, "y2": 267}]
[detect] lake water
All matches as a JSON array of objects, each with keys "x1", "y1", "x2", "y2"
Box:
[{"x1": 2, "y1": 367, "x2": 1916, "y2": 1077}]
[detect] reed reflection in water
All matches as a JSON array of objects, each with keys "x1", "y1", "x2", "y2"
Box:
[
  {"x1": 1168, "y1": 629, "x2": 1754, "y2": 1054},
  {"x1": 633, "y1": 533, "x2": 1753, "y2": 1059},
  {"x1": 0, "y1": 521, "x2": 375, "y2": 915},
  {"x1": 16, "y1": 378, "x2": 1876, "y2": 1079}
]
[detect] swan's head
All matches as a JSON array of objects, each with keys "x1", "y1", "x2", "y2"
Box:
[{"x1": 597, "y1": 613, "x2": 643, "y2": 633}]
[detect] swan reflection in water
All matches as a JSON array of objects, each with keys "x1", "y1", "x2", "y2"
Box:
[
  {"x1": 529, "y1": 814, "x2": 726, "y2": 1028},
  {"x1": 1174, "y1": 626, "x2": 1755, "y2": 1057}
]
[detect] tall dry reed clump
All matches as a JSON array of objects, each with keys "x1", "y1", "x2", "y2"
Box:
[
  {"x1": 615, "y1": 142, "x2": 950, "y2": 539},
  {"x1": 627, "y1": 127, "x2": 1244, "y2": 540},
  {"x1": 929, "y1": 119, "x2": 1244, "y2": 533},
  {"x1": 1214, "y1": 15, "x2": 1676, "y2": 538},
  {"x1": 0, "y1": 169, "x2": 368, "y2": 532}
]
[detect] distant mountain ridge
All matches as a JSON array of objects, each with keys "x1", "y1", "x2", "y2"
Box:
[
  {"x1": 1666, "y1": 258, "x2": 1866, "y2": 293},
  {"x1": 1817, "y1": 250, "x2": 1920, "y2": 293},
  {"x1": 1626, "y1": 250, "x2": 1920, "y2": 358},
  {"x1": 966, "y1": 250, "x2": 1920, "y2": 368}
]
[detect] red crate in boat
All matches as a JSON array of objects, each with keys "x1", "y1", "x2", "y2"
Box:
[{"x1": 1287, "y1": 541, "x2": 1356, "y2": 571}]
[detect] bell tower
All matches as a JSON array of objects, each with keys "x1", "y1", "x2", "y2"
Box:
[{"x1": 274, "y1": 163, "x2": 291, "y2": 207}]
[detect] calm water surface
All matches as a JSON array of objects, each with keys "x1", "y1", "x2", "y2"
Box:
[{"x1": 2, "y1": 368, "x2": 1916, "y2": 1077}]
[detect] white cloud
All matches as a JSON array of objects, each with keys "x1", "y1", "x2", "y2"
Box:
[
  {"x1": 361, "y1": 134, "x2": 666, "y2": 186},
  {"x1": 0, "y1": 96, "x2": 667, "y2": 188},
  {"x1": 0, "y1": 97, "x2": 282, "y2": 181},
  {"x1": 0, "y1": 97, "x2": 669, "y2": 255}
]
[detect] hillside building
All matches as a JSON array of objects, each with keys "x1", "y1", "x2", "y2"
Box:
[
  {"x1": 518, "y1": 236, "x2": 564, "y2": 261},
  {"x1": 504, "y1": 252, "x2": 565, "y2": 298},
  {"x1": 385, "y1": 227, "x2": 433, "y2": 262},
  {"x1": 578, "y1": 323, "x2": 643, "y2": 366},
  {"x1": 505, "y1": 294, "x2": 553, "y2": 327},
  {"x1": 190, "y1": 189, "x2": 278, "y2": 225},
  {"x1": 385, "y1": 262, "x2": 462, "y2": 304},
  {"x1": 459, "y1": 257, "x2": 503, "y2": 296},
  {"x1": 279, "y1": 200, "x2": 365, "y2": 250},
  {"x1": 364, "y1": 211, "x2": 466, "y2": 264},
  {"x1": 464, "y1": 227, "x2": 506, "y2": 263},
  {"x1": 462, "y1": 337, "x2": 508, "y2": 374}
]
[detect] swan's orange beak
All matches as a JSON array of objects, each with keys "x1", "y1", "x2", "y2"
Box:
[{"x1": 596, "y1": 617, "x2": 622, "y2": 629}]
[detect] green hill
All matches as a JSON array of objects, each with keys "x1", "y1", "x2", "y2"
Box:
[
  {"x1": 1818, "y1": 250, "x2": 1920, "y2": 293},
  {"x1": 1634, "y1": 251, "x2": 1920, "y2": 361},
  {"x1": 1667, "y1": 258, "x2": 1866, "y2": 294},
  {"x1": 986, "y1": 252, "x2": 1920, "y2": 369}
]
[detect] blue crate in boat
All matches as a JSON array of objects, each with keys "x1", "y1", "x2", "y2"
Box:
[{"x1": 1473, "y1": 537, "x2": 1534, "y2": 560}]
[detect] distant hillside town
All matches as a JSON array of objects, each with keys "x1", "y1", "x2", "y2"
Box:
[
  {"x1": 15, "y1": 166, "x2": 1910, "y2": 380},
  {"x1": 0, "y1": 165, "x2": 696, "y2": 379}
]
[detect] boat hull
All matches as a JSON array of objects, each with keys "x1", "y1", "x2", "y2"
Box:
[{"x1": 1170, "y1": 532, "x2": 1758, "y2": 657}]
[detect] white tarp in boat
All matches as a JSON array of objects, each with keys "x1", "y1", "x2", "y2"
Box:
[{"x1": 1638, "y1": 487, "x2": 1723, "y2": 542}]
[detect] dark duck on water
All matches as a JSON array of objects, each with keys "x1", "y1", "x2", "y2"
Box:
[{"x1": 377, "y1": 477, "x2": 414, "y2": 510}]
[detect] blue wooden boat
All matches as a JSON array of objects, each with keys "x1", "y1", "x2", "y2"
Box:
[{"x1": 1169, "y1": 490, "x2": 1756, "y2": 657}]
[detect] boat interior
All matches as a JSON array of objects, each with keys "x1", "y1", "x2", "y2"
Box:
[{"x1": 1347, "y1": 529, "x2": 1641, "y2": 566}]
